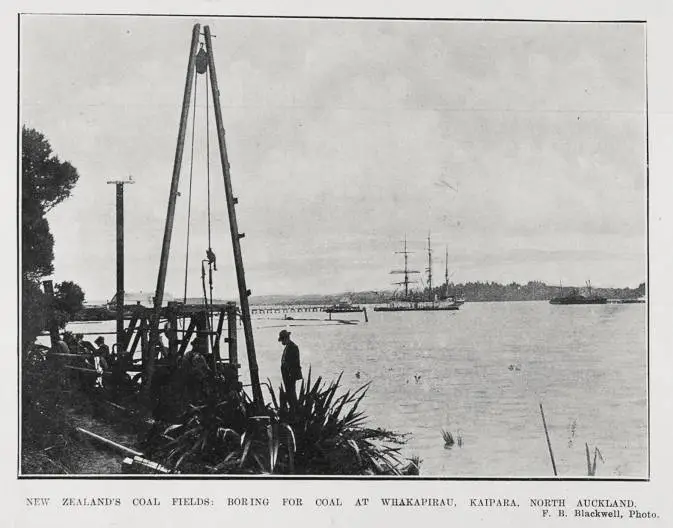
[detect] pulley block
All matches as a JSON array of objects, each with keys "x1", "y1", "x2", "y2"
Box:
[{"x1": 195, "y1": 47, "x2": 208, "y2": 75}]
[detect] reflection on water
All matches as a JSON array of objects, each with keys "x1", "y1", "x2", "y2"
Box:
[{"x1": 60, "y1": 300, "x2": 647, "y2": 477}]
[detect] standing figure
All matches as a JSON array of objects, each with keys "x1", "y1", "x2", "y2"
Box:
[
  {"x1": 94, "y1": 336, "x2": 110, "y2": 361},
  {"x1": 181, "y1": 336, "x2": 210, "y2": 402},
  {"x1": 278, "y1": 330, "x2": 302, "y2": 410},
  {"x1": 92, "y1": 348, "x2": 108, "y2": 389},
  {"x1": 53, "y1": 334, "x2": 70, "y2": 354}
]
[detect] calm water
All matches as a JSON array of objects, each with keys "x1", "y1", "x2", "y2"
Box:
[{"x1": 62, "y1": 300, "x2": 647, "y2": 477}]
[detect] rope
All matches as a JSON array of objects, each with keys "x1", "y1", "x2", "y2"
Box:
[
  {"x1": 183, "y1": 65, "x2": 199, "y2": 305},
  {"x1": 206, "y1": 67, "x2": 212, "y2": 252},
  {"x1": 205, "y1": 67, "x2": 216, "y2": 344},
  {"x1": 180, "y1": 48, "x2": 216, "y2": 352}
]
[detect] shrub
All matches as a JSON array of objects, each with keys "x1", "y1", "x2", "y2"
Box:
[{"x1": 147, "y1": 370, "x2": 411, "y2": 475}]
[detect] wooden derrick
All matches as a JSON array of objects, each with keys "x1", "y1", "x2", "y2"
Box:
[
  {"x1": 117, "y1": 302, "x2": 240, "y2": 381},
  {"x1": 142, "y1": 23, "x2": 263, "y2": 407}
]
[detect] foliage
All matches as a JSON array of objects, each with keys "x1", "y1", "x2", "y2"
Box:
[
  {"x1": 21, "y1": 277, "x2": 87, "y2": 350},
  {"x1": 21, "y1": 126, "x2": 83, "y2": 350},
  {"x1": 54, "y1": 281, "x2": 85, "y2": 313},
  {"x1": 22, "y1": 126, "x2": 79, "y2": 214},
  {"x1": 52, "y1": 281, "x2": 86, "y2": 328},
  {"x1": 441, "y1": 428, "x2": 454, "y2": 448},
  {"x1": 267, "y1": 370, "x2": 407, "y2": 474},
  {"x1": 441, "y1": 428, "x2": 463, "y2": 449},
  {"x1": 440, "y1": 281, "x2": 647, "y2": 303},
  {"x1": 21, "y1": 345, "x2": 74, "y2": 473},
  {"x1": 249, "y1": 280, "x2": 647, "y2": 305},
  {"x1": 147, "y1": 371, "x2": 411, "y2": 475},
  {"x1": 22, "y1": 215, "x2": 54, "y2": 281},
  {"x1": 22, "y1": 278, "x2": 48, "y2": 354},
  {"x1": 22, "y1": 126, "x2": 78, "y2": 281},
  {"x1": 145, "y1": 384, "x2": 250, "y2": 473}
]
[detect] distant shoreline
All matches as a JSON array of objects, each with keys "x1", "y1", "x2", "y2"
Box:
[{"x1": 79, "y1": 281, "x2": 645, "y2": 315}]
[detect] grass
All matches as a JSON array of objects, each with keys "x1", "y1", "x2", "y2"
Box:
[
  {"x1": 22, "y1": 345, "x2": 152, "y2": 475},
  {"x1": 441, "y1": 429, "x2": 455, "y2": 448},
  {"x1": 22, "y1": 345, "x2": 415, "y2": 476},
  {"x1": 585, "y1": 443, "x2": 605, "y2": 476}
]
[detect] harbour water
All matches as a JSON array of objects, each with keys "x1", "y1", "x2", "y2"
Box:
[{"x1": 62, "y1": 300, "x2": 647, "y2": 478}]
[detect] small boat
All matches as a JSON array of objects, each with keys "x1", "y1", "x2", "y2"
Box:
[{"x1": 322, "y1": 300, "x2": 363, "y2": 313}]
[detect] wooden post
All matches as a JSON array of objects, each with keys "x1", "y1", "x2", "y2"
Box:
[
  {"x1": 539, "y1": 403, "x2": 558, "y2": 476},
  {"x1": 41, "y1": 280, "x2": 60, "y2": 347},
  {"x1": 226, "y1": 302, "x2": 238, "y2": 373},
  {"x1": 145, "y1": 23, "x2": 201, "y2": 400},
  {"x1": 124, "y1": 313, "x2": 138, "y2": 351},
  {"x1": 178, "y1": 319, "x2": 196, "y2": 357},
  {"x1": 128, "y1": 317, "x2": 145, "y2": 357},
  {"x1": 140, "y1": 318, "x2": 149, "y2": 371},
  {"x1": 167, "y1": 311, "x2": 179, "y2": 357},
  {"x1": 213, "y1": 307, "x2": 225, "y2": 364},
  {"x1": 204, "y1": 25, "x2": 263, "y2": 407}
]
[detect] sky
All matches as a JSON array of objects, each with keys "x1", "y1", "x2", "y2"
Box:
[{"x1": 20, "y1": 15, "x2": 646, "y2": 302}]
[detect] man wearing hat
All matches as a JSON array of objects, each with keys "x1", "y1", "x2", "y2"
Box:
[{"x1": 278, "y1": 329, "x2": 302, "y2": 409}]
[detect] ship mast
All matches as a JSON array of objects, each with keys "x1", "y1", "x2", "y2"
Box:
[
  {"x1": 426, "y1": 232, "x2": 433, "y2": 300},
  {"x1": 444, "y1": 245, "x2": 449, "y2": 295},
  {"x1": 390, "y1": 235, "x2": 419, "y2": 299}
]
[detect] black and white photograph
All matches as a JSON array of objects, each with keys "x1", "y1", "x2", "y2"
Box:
[{"x1": 19, "y1": 13, "x2": 649, "y2": 482}]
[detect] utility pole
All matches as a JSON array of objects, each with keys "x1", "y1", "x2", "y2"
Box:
[{"x1": 107, "y1": 176, "x2": 134, "y2": 350}]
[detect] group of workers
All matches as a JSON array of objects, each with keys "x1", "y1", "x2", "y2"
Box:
[
  {"x1": 50, "y1": 327, "x2": 304, "y2": 408},
  {"x1": 52, "y1": 333, "x2": 115, "y2": 388}
]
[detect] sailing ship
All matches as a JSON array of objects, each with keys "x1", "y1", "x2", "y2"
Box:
[
  {"x1": 374, "y1": 235, "x2": 461, "y2": 312},
  {"x1": 549, "y1": 280, "x2": 607, "y2": 305}
]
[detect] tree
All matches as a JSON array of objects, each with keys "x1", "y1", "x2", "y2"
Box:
[
  {"x1": 21, "y1": 278, "x2": 48, "y2": 353},
  {"x1": 52, "y1": 281, "x2": 86, "y2": 328},
  {"x1": 21, "y1": 213, "x2": 54, "y2": 281},
  {"x1": 21, "y1": 126, "x2": 82, "y2": 350},
  {"x1": 22, "y1": 127, "x2": 79, "y2": 213},
  {"x1": 54, "y1": 281, "x2": 85, "y2": 313},
  {"x1": 22, "y1": 126, "x2": 79, "y2": 279}
]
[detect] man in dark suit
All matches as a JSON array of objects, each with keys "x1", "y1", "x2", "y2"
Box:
[{"x1": 278, "y1": 330, "x2": 302, "y2": 409}]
